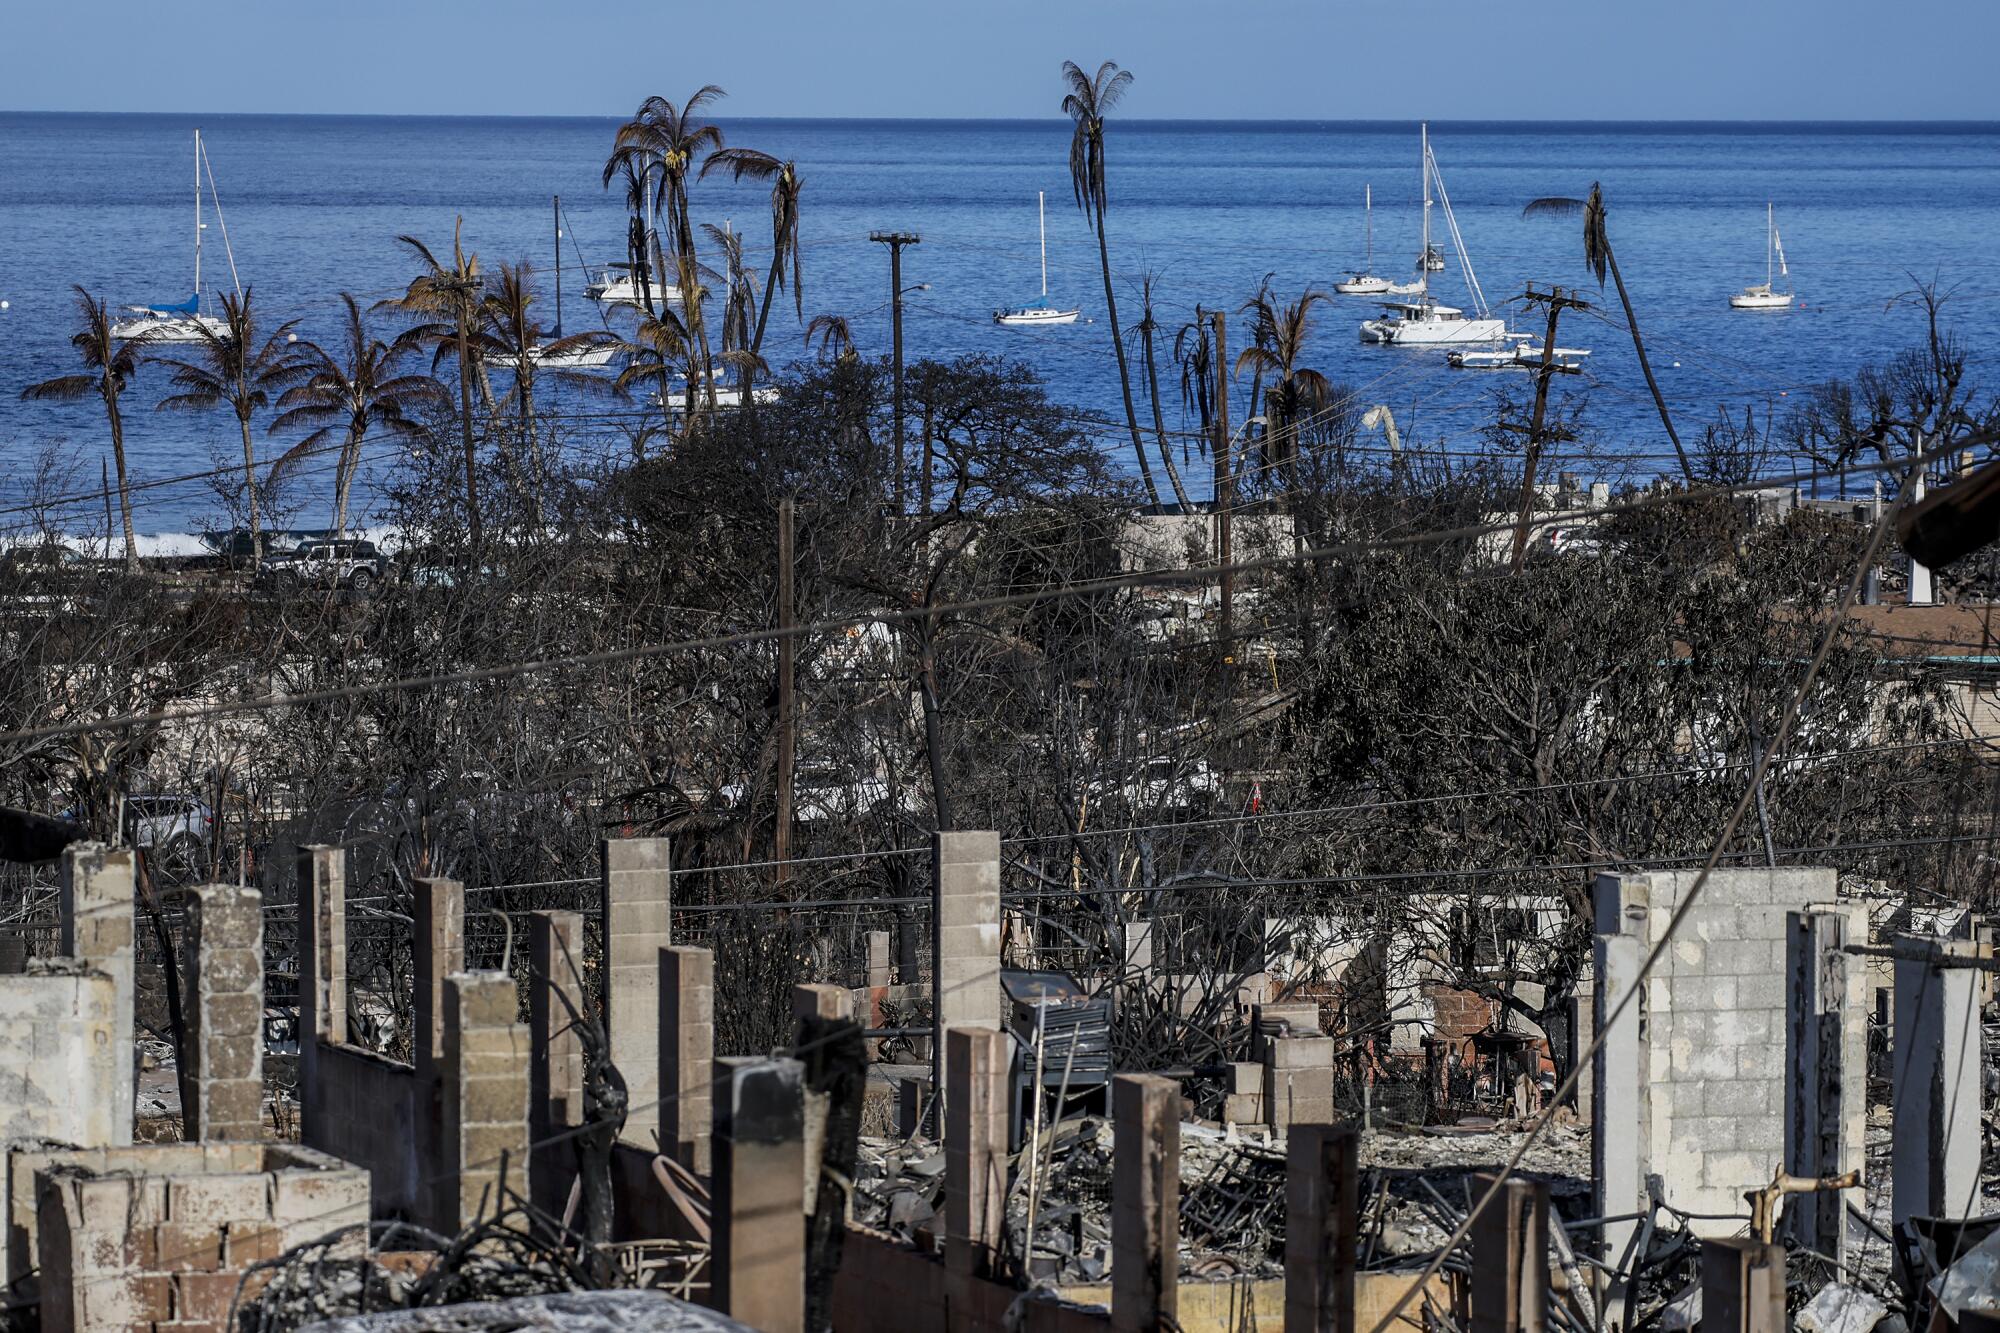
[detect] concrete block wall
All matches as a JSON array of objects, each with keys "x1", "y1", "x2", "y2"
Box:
[
  {"x1": 184, "y1": 885, "x2": 266, "y2": 1142},
  {"x1": 529, "y1": 911, "x2": 585, "y2": 1218},
  {"x1": 441, "y1": 972, "x2": 531, "y2": 1233},
  {"x1": 58, "y1": 843, "x2": 135, "y2": 1145},
  {"x1": 1593, "y1": 868, "x2": 1835, "y2": 1230},
  {"x1": 0, "y1": 964, "x2": 123, "y2": 1148},
  {"x1": 1263, "y1": 1037, "x2": 1336, "y2": 1133},
  {"x1": 661, "y1": 945, "x2": 715, "y2": 1176},
  {"x1": 23, "y1": 1142, "x2": 367, "y2": 1333},
  {"x1": 601, "y1": 838, "x2": 671, "y2": 1149},
  {"x1": 933, "y1": 832, "x2": 1002, "y2": 1113}
]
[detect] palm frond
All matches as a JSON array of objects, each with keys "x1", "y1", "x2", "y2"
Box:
[{"x1": 1522, "y1": 197, "x2": 1586, "y2": 219}]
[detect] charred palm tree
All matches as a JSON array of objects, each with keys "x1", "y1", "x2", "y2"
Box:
[
  {"x1": 482, "y1": 261, "x2": 619, "y2": 516},
  {"x1": 1174, "y1": 303, "x2": 1214, "y2": 438},
  {"x1": 608, "y1": 157, "x2": 659, "y2": 318},
  {"x1": 272, "y1": 294, "x2": 444, "y2": 537},
  {"x1": 605, "y1": 89, "x2": 728, "y2": 411},
  {"x1": 150, "y1": 287, "x2": 304, "y2": 559},
  {"x1": 22, "y1": 288, "x2": 144, "y2": 570},
  {"x1": 1062, "y1": 58, "x2": 1157, "y2": 504},
  {"x1": 1126, "y1": 272, "x2": 1189, "y2": 507},
  {"x1": 701, "y1": 149, "x2": 804, "y2": 370},
  {"x1": 1234, "y1": 286, "x2": 1332, "y2": 504},
  {"x1": 377, "y1": 219, "x2": 490, "y2": 544},
  {"x1": 805, "y1": 313, "x2": 856, "y2": 363},
  {"x1": 1523, "y1": 184, "x2": 1692, "y2": 481},
  {"x1": 702, "y1": 222, "x2": 768, "y2": 398},
  {"x1": 615, "y1": 306, "x2": 696, "y2": 429}
]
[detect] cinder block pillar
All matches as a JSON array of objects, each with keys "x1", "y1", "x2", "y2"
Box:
[
  {"x1": 932, "y1": 831, "x2": 1001, "y2": 1111},
  {"x1": 412, "y1": 876, "x2": 465, "y2": 1085},
  {"x1": 1265, "y1": 1036, "x2": 1336, "y2": 1132},
  {"x1": 711, "y1": 1056, "x2": 806, "y2": 1333},
  {"x1": 602, "y1": 837, "x2": 671, "y2": 1147},
  {"x1": 1785, "y1": 911, "x2": 1862, "y2": 1264},
  {"x1": 183, "y1": 884, "x2": 265, "y2": 1141},
  {"x1": 440, "y1": 971, "x2": 530, "y2": 1233},
  {"x1": 661, "y1": 945, "x2": 715, "y2": 1175},
  {"x1": 1570, "y1": 960, "x2": 1594, "y2": 1125},
  {"x1": 865, "y1": 930, "x2": 891, "y2": 1032},
  {"x1": 1592, "y1": 914, "x2": 1645, "y2": 1288},
  {"x1": 529, "y1": 910, "x2": 584, "y2": 1216},
  {"x1": 1701, "y1": 1238, "x2": 1784, "y2": 1333},
  {"x1": 1892, "y1": 937, "x2": 1983, "y2": 1227},
  {"x1": 1111, "y1": 1073, "x2": 1179, "y2": 1333},
  {"x1": 945, "y1": 1026, "x2": 1008, "y2": 1286},
  {"x1": 297, "y1": 846, "x2": 346, "y2": 1145},
  {"x1": 1284, "y1": 1123, "x2": 1358, "y2": 1333},
  {"x1": 1471, "y1": 1174, "x2": 1548, "y2": 1333},
  {"x1": 60, "y1": 843, "x2": 134, "y2": 1146}
]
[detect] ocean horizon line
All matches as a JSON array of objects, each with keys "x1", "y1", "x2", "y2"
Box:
[{"x1": 3, "y1": 109, "x2": 1999, "y2": 133}]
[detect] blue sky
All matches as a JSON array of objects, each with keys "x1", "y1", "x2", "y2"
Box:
[{"x1": 8, "y1": 0, "x2": 1994, "y2": 121}]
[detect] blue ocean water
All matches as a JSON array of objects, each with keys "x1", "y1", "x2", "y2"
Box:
[{"x1": 1, "y1": 113, "x2": 1996, "y2": 537}]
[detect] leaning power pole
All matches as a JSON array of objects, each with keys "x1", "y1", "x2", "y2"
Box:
[
  {"x1": 1508, "y1": 284, "x2": 1589, "y2": 570},
  {"x1": 870, "y1": 231, "x2": 920, "y2": 515}
]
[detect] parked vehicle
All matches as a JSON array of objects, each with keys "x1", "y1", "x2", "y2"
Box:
[{"x1": 258, "y1": 539, "x2": 390, "y2": 592}]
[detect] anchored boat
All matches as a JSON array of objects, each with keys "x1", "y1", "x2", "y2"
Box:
[
  {"x1": 1730, "y1": 202, "x2": 1794, "y2": 310},
  {"x1": 111, "y1": 130, "x2": 237, "y2": 344},
  {"x1": 995, "y1": 192, "x2": 1080, "y2": 326},
  {"x1": 1334, "y1": 185, "x2": 1391, "y2": 296}
]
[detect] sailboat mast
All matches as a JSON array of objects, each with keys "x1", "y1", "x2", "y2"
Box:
[
  {"x1": 1420, "y1": 123, "x2": 1431, "y2": 300},
  {"x1": 1766, "y1": 201, "x2": 1774, "y2": 288},
  {"x1": 552, "y1": 194, "x2": 563, "y2": 338},
  {"x1": 1365, "y1": 184, "x2": 1373, "y2": 268},
  {"x1": 193, "y1": 129, "x2": 202, "y2": 304},
  {"x1": 1038, "y1": 191, "x2": 1049, "y2": 300}
]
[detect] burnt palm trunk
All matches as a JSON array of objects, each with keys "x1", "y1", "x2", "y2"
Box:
[
  {"x1": 102, "y1": 386, "x2": 138, "y2": 572},
  {"x1": 1091, "y1": 198, "x2": 1158, "y2": 504},
  {"x1": 235, "y1": 405, "x2": 262, "y2": 561},
  {"x1": 1140, "y1": 321, "x2": 1190, "y2": 508},
  {"x1": 1604, "y1": 245, "x2": 1691, "y2": 482}
]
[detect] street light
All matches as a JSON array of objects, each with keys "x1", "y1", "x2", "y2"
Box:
[{"x1": 870, "y1": 232, "x2": 921, "y2": 515}]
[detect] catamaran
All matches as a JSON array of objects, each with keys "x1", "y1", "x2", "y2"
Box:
[
  {"x1": 995, "y1": 192, "x2": 1080, "y2": 326},
  {"x1": 1360, "y1": 124, "x2": 1507, "y2": 347},
  {"x1": 1334, "y1": 185, "x2": 1391, "y2": 296},
  {"x1": 1730, "y1": 203, "x2": 1794, "y2": 310},
  {"x1": 111, "y1": 130, "x2": 238, "y2": 344}
]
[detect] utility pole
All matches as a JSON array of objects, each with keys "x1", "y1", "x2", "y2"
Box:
[
  {"x1": 775, "y1": 497, "x2": 796, "y2": 889},
  {"x1": 1211, "y1": 308, "x2": 1233, "y2": 670},
  {"x1": 870, "y1": 231, "x2": 920, "y2": 516},
  {"x1": 1508, "y1": 285, "x2": 1588, "y2": 571}
]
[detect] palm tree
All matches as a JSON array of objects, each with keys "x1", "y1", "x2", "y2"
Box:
[
  {"x1": 615, "y1": 307, "x2": 696, "y2": 427},
  {"x1": 22, "y1": 288, "x2": 144, "y2": 570},
  {"x1": 1127, "y1": 272, "x2": 1189, "y2": 507},
  {"x1": 378, "y1": 219, "x2": 490, "y2": 542},
  {"x1": 805, "y1": 313, "x2": 856, "y2": 363},
  {"x1": 701, "y1": 222, "x2": 767, "y2": 397},
  {"x1": 150, "y1": 287, "x2": 304, "y2": 559},
  {"x1": 272, "y1": 294, "x2": 443, "y2": 538},
  {"x1": 481, "y1": 260, "x2": 619, "y2": 429},
  {"x1": 1061, "y1": 58, "x2": 1157, "y2": 504},
  {"x1": 1522, "y1": 184, "x2": 1692, "y2": 481},
  {"x1": 605, "y1": 89, "x2": 728, "y2": 410},
  {"x1": 700, "y1": 149, "x2": 804, "y2": 367},
  {"x1": 1234, "y1": 286, "x2": 1332, "y2": 502}
]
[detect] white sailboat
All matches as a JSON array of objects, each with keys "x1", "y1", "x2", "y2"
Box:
[
  {"x1": 995, "y1": 192, "x2": 1080, "y2": 326},
  {"x1": 1360, "y1": 124, "x2": 1507, "y2": 347},
  {"x1": 112, "y1": 130, "x2": 236, "y2": 344},
  {"x1": 488, "y1": 196, "x2": 620, "y2": 372},
  {"x1": 1730, "y1": 203, "x2": 1794, "y2": 310},
  {"x1": 1334, "y1": 185, "x2": 1391, "y2": 296}
]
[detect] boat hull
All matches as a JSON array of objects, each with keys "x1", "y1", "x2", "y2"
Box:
[
  {"x1": 1334, "y1": 276, "x2": 1391, "y2": 296},
  {"x1": 111, "y1": 315, "x2": 227, "y2": 344},
  {"x1": 1364, "y1": 316, "x2": 1509, "y2": 346},
  {"x1": 1729, "y1": 291, "x2": 1794, "y2": 310},
  {"x1": 994, "y1": 307, "x2": 1080, "y2": 327}
]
